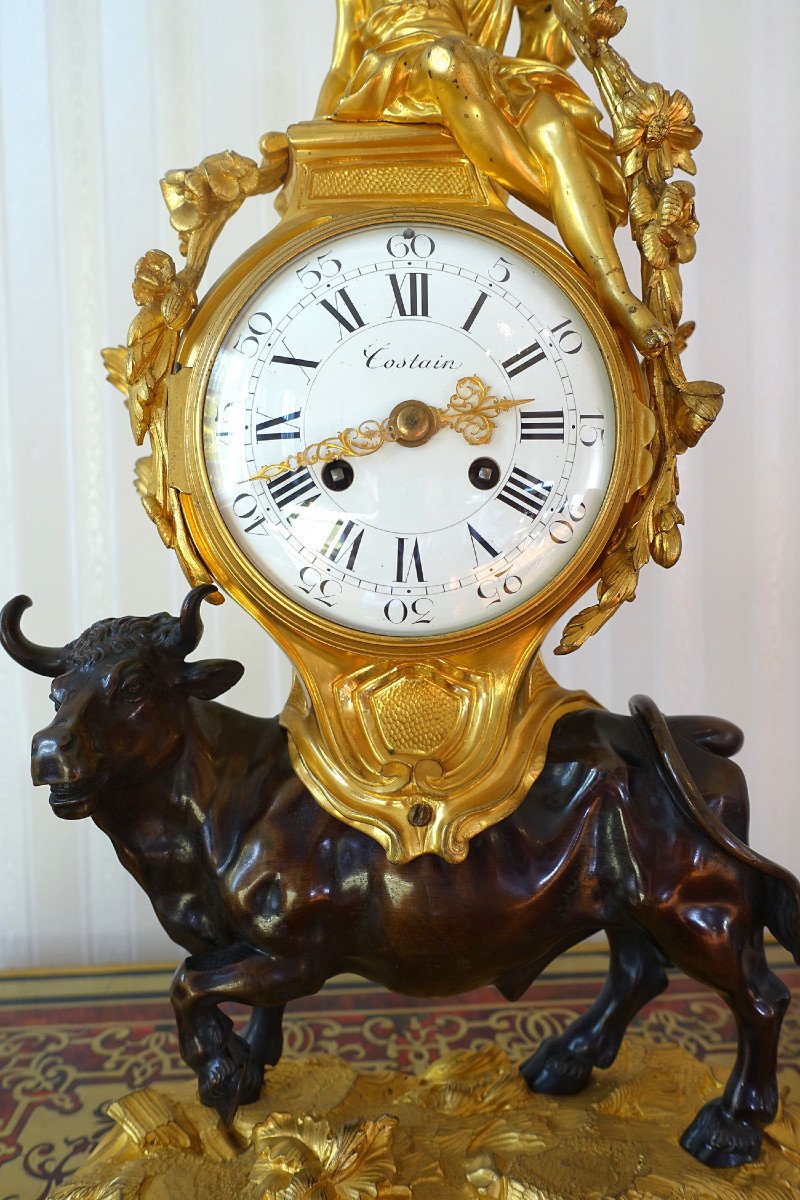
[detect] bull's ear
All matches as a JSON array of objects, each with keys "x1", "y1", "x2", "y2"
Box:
[{"x1": 180, "y1": 658, "x2": 244, "y2": 700}]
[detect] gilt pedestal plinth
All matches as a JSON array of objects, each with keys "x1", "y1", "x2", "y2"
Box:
[{"x1": 51, "y1": 1040, "x2": 800, "y2": 1200}]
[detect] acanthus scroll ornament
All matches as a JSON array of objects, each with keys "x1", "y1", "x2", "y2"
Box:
[{"x1": 102, "y1": 135, "x2": 290, "y2": 594}]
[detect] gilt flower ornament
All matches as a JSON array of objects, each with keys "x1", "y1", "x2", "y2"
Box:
[{"x1": 615, "y1": 83, "x2": 702, "y2": 184}]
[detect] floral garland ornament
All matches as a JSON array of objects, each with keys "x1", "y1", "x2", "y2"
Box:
[
  {"x1": 551, "y1": 0, "x2": 724, "y2": 653},
  {"x1": 102, "y1": 135, "x2": 290, "y2": 594}
]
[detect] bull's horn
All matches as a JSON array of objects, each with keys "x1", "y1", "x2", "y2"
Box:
[
  {"x1": 0, "y1": 596, "x2": 68, "y2": 677},
  {"x1": 176, "y1": 584, "x2": 219, "y2": 656}
]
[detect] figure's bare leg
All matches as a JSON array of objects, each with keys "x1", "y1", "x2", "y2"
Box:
[
  {"x1": 522, "y1": 91, "x2": 669, "y2": 355},
  {"x1": 425, "y1": 40, "x2": 670, "y2": 355},
  {"x1": 425, "y1": 40, "x2": 553, "y2": 214}
]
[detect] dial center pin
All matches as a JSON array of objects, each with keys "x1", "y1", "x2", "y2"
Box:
[{"x1": 389, "y1": 400, "x2": 437, "y2": 448}]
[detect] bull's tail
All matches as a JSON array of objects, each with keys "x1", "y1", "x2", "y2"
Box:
[
  {"x1": 763, "y1": 876, "x2": 800, "y2": 964},
  {"x1": 666, "y1": 714, "x2": 744, "y2": 758},
  {"x1": 630, "y1": 694, "x2": 800, "y2": 964}
]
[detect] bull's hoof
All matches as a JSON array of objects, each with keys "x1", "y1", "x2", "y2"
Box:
[
  {"x1": 197, "y1": 1030, "x2": 251, "y2": 1127},
  {"x1": 680, "y1": 1099, "x2": 763, "y2": 1167},
  {"x1": 519, "y1": 1037, "x2": 594, "y2": 1096}
]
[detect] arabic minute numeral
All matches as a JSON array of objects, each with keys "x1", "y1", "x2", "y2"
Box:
[
  {"x1": 550, "y1": 317, "x2": 583, "y2": 355},
  {"x1": 386, "y1": 229, "x2": 436, "y2": 258},
  {"x1": 296, "y1": 251, "x2": 342, "y2": 288},
  {"x1": 232, "y1": 492, "x2": 267, "y2": 534},
  {"x1": 549, "y1": 496, "x2": 587, "y2": 545},
  {"x1": 298, "y1": 565, "x2": 341, "y2": 608},
  {"x1": 383, "y1": 598, "x2": 434, "y2": 625},
  {"x1": 489, "y1": 256, "x2": 511, "y2": 283},
  {"x1": 214, "y1": 399, "x2": 236, "y2": 438},
  {"x1": 233, "y1": 311, "x2": 273, "y2": 357},
  {"x1": 579, "y1": 410, "x2": 606, "y2": 447},
  {"x1": 477, "y1": 572, "x2": 523, "y2": 606}
]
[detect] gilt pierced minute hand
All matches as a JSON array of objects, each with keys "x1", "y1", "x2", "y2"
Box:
[{"x1": 246, "y1": 376, "x2": 531, "y2": 483}]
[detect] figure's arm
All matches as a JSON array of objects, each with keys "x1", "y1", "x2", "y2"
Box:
[
  {"x1": 516, "y1": 0, "x2": 575, "y2": 66},
  {"x1": 315, "y1": 0, "x2": 369, "y2": 117}
]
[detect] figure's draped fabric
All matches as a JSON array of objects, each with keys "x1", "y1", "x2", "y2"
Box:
[{"x1": 334, "y1": 0, "x2": 627, "y2": 226}]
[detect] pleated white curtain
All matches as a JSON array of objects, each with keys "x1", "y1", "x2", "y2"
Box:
[{"x1": 0, "y1": 0, "x2": 798, "y2": 967}]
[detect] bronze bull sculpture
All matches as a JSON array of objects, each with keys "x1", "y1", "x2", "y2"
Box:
[{"x1": 2, "y1": 584, "x2": 799, "y2": 1168}]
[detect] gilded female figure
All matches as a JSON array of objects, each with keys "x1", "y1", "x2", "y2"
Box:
[{"x1": 317, "y1": 0, "x2": 670, "y2": 355}]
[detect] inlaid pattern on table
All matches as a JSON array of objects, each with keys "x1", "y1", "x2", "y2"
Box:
[{"x1": 1, "y1": 947, "x2": 798, "y2": 1200}]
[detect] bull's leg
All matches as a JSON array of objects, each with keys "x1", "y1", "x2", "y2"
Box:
[
  {"x1": 520, "y1": 928, "x2": 668, "y2": 1095},
  {"x1": 241, "y1": 1003, "x2": 285, "y2": 1082},
  {"x1": 170, "y1": 946, "x2": 322, "y2": 1125},
  {"x1": 669, "y1": 934, "x2": 790, "y2": 1168}
]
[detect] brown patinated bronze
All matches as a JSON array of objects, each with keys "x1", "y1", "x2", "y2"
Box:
[{"x1": 2, "y1": 585, "x2": 799, "y2": 1170}]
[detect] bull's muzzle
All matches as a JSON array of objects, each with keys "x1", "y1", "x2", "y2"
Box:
[{"x1": 31, "y1": 724, "x2": 103, "y2": 819}]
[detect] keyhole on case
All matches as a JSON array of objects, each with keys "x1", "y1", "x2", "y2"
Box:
[{"x1": 322, "y1": 459, "x2": 354, "y2": 491}]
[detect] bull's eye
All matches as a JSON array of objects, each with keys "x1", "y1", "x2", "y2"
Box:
[{"x1": 118, "y1": 674, "x2": 148, "y2": 703}]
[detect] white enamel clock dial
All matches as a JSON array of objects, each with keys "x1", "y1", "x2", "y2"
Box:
[{"x1": 202, "y1": 222, "x2": 617, "y2": 637}]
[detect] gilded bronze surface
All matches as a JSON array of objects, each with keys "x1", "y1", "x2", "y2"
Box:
[
  {"x1": 50, "y1": 1043, "x2": 800, "y2": 1199},
  {"x1": 548, "y1": 0, "x2": 725, "y2": 652},
  {"x1": 320, "y1": 0, "x2": 668, "y2": 356},
  {"x1": 102, "y1": 136, "x2": 290, "y2": 599},
  {"x1": 100, "y1": 1, "x2": 722, "y2": 858},
  {"x1": 168, "y1": 182, "x2": 650, "y2": 861}
]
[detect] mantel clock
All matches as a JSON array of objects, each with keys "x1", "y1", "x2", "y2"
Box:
[
  {"x1": 104, "y1": 0, "x2": 722, "y2": 863},
  {"x1": 11, "y1": 2, "x2": 800, "y2": 1190}
]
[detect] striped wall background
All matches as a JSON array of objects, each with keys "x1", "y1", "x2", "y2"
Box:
[{"x1": 0, "y1": 0, "x2": 798, "y2": 966}]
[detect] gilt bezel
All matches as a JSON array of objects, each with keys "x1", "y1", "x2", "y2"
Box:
[{"x1": 175, "y1": 204, "x2": 642, "y2": 657}]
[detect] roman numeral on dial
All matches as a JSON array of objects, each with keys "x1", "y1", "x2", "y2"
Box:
[
  {"x1": 520, "y1": 409, "x2": 565, "y2": 441},
  {"x1": 462, "y1": 290, "x2": 489, "y2": 332},
  {"x1": 268, "y1": 467, "x2": 321, "y2": 511},
  {"x1": 389, "y1": 272, "x2": 429, "y2": 317},
  {"x1": 320, "y1": 519, "x2": 364, "y2": 571},
  {"x1": 319, "y1": 287, "x2": 366, "y2": 334},
  {"x1": 502, "y1": 342, "x2": 546, "y2": 377},
  {"x1": 395, "y1": 537, "x2": 425, "y2": 582},
  {"x1": 498, "y1": 467, "x2": 552, "y2": 520},
  {"x1": 255, "y1": 410, "x2": 301, "y2": 441},
  {"x1": 467, "y1": 524, "x2": 499, "y2": 564},
  {"x1": 271, "y1": 353, "x2": 320, "y2": 370}
]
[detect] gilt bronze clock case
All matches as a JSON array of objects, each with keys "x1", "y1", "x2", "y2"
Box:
[{"x1": 164, "y1": 121, "x2": 655, "y2": 862}]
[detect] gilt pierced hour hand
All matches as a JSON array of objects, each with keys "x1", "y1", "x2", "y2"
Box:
[
  {"x1": 247, "y1": 376, "x2": 530, "y2": 482},
  {"x1": 438, "y1": 376, "x2": 530, "y2": 446}
]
